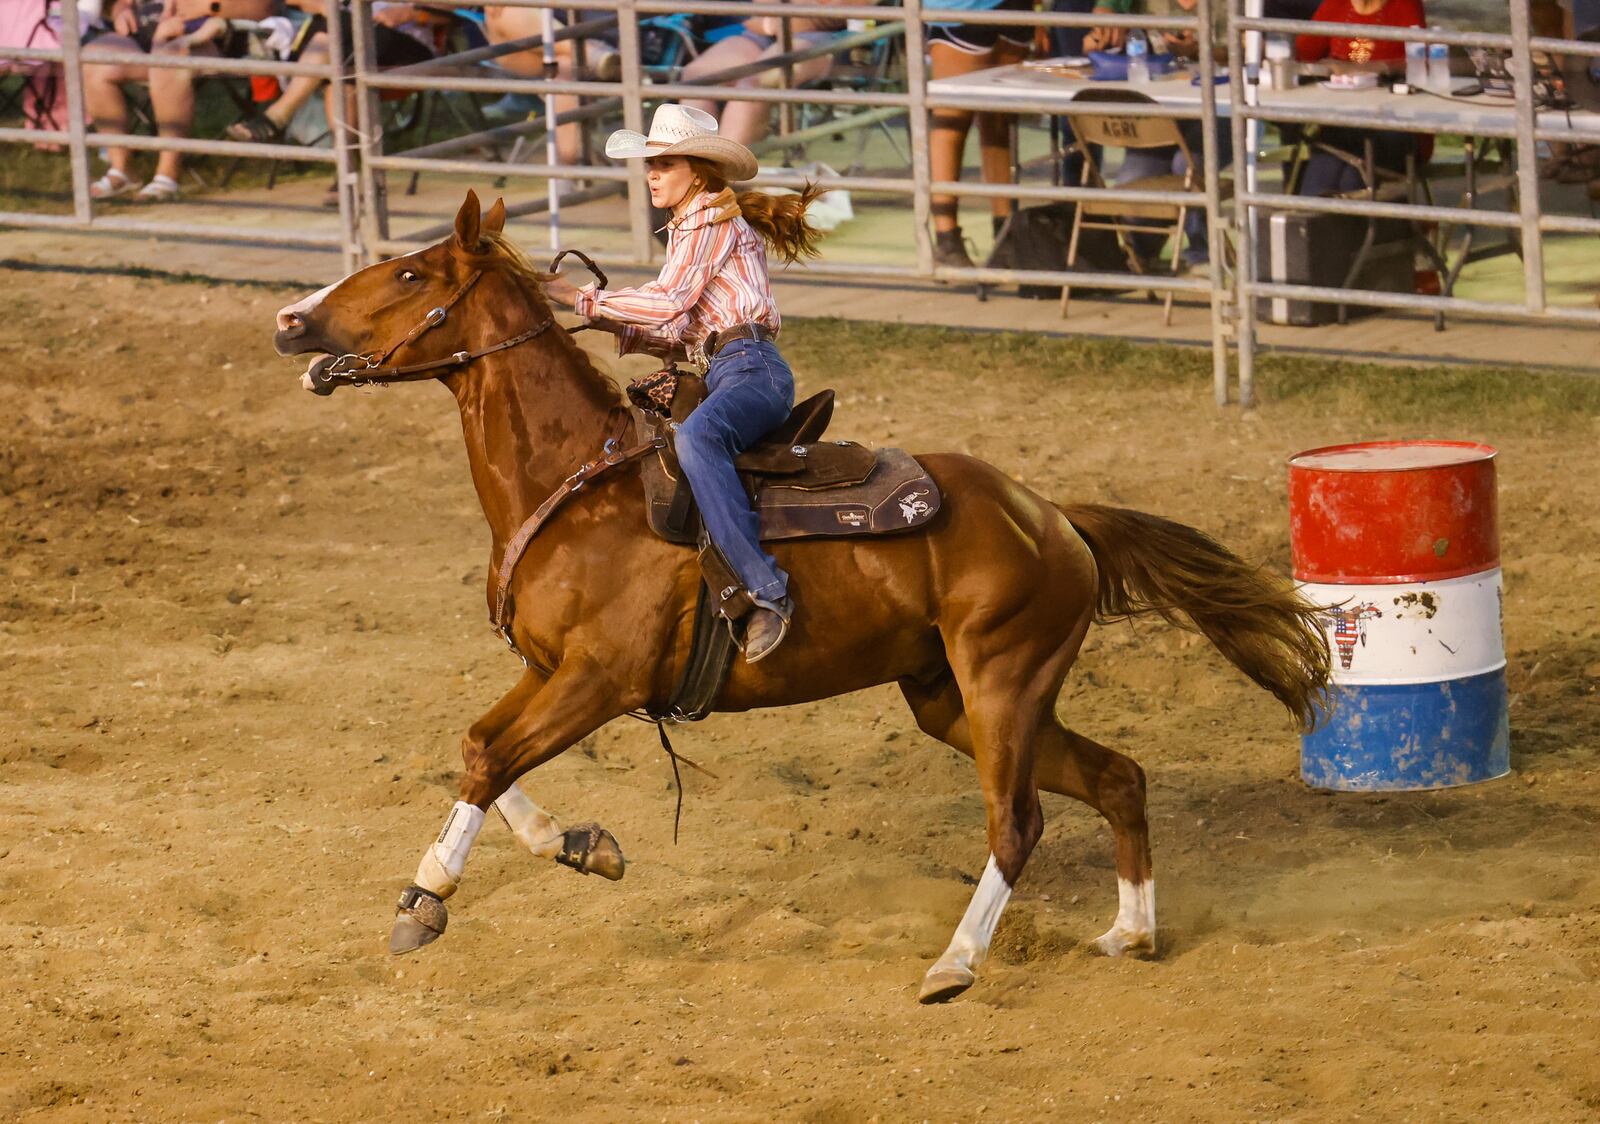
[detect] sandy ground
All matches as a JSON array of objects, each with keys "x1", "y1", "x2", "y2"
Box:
[{"x1": 2, "y1": 265, "x2": 1598, "y2": 1122}]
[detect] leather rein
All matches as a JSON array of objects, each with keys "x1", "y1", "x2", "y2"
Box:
[
  {"x1": 289, "y1": 247, "x2": 661, "y2": 655},
  {"x1": 302, "y1": 249, "x2": 611, "y2": 396}
]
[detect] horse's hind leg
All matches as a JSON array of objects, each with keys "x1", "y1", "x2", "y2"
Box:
[
  {"x1": 902, "y1": 645, "x2": 1066, "y2": 1003},
  {"x1": 390, "y1": 660, "x2": 623, "y2": 955},
  {"x1": 901, "y1": 675, "x2": 1156, "y2": 962},
  {"x1": 1033, "y1": 721, "x2": 1155, "y2": 957}
]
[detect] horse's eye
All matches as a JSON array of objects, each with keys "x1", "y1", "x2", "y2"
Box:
[{"x1": 398, "y1": 269, "x2": 421, "y2": 284}]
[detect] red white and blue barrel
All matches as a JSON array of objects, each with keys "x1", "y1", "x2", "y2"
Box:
[{"x1": 1288, "y1": 440, "x2": 1509, "y2": 790}]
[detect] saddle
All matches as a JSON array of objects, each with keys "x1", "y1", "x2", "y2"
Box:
[
  {"x1": 633, "y1": 371, "x2": 941, "y2": 548},
  {"x1": 628, "y1": 368, "x2": 941, "y2": 723}
]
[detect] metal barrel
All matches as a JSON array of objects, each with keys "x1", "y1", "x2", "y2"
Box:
[{"x1": 1289, "y1": 441, "x2": 1509, "y2": 791}]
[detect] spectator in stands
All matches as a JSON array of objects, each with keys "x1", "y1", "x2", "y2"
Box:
[
  {"x1": 1294, "y1": 0, "x2": 1426, "y2": 196},
  {"x1": 84, "y1": 0, "x2": 275, "y2": 200},
  {"x1": 483, "y1": 5, "x2": 621, "y2": 164},
  {"x1": 681, "y1": 1, "x2": 855, "y2": 147},
  {"x1": 225, "y1": 0, "x2": 438, "y2": 166},
  {"x1": 925, "y1": 0, "x2": 1036, "y2": 269}
]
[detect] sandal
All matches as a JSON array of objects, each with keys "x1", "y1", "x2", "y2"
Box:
[
  {"x1": 89, "y1": 168, "x2": 140, "y2": 200},
  {"x1": 134, "y1": 175, "x2": 180, "y2": 202},
  {"x1": 226, "y1": 115, "x2": 285, "y2": 144}
]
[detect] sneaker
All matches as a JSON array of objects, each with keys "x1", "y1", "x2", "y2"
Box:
[{"x1": 743, "y1": 596, "x2": 794, "y2": 665}]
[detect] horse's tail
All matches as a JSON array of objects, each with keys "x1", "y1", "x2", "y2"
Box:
[{"x1": 1057, "y1": 502, "x2": 1331, "y2": 732}]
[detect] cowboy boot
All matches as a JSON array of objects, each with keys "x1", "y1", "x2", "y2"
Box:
[{"x1": 744, "y1": 596, "x2": 794, "y2": 664}]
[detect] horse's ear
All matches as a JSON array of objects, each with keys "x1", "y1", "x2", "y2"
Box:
[
  {"x1": 454, "y1": 190, "x2": 482, "y2": 251},
  {"x1": 483, "y1": 197, "x2": 506, "y2": 234}
]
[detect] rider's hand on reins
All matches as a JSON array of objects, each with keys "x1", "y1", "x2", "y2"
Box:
[{"x1": 545, "y1": 276, "x2": 582, "y2": 308}]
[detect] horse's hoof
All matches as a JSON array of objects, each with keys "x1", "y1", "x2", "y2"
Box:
[
  {"x1": 1091, "y1": 926, "x2": 1156, "y2": 958},
  {"x1": 917, "y1": 965, "x2": 975, "y2": 1004},
  {"x1": 390, "y1": 884, "x2": 448, "y2": 955},
  {"x1": 555, "y1": 823, "x2": 626, "y2": 881}
]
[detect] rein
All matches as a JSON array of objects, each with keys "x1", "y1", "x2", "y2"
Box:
[
  {"x1": 489, "y1": 411, "x2": 664, "y2": 651},
  {"x1": 304, "y1": 248, "x2": 610, "y2": 396}
]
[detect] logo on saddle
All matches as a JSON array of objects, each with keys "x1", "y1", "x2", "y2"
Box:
[{"x1": 633, "y1": 370, "x2": 943, "y2": 547}]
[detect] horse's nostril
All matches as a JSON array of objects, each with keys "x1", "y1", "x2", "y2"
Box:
[{"x1": 276, "y1": 309, "x2": 305, "y2": 334}]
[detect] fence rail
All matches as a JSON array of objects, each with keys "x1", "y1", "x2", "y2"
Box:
[{"x1": 2, "y1": 0, "x2": 1596, "y2": 404}]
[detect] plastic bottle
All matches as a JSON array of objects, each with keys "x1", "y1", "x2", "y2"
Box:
[
  {"x1": 1427, "y1": 35, "x2": 1451, "y2": 93},
  {"x1": 1405, "y1": 39, "x2": 1427, "y2": 89},
  {"x1": 1127, "y1": 33, "x2": 1149, "y2": 85}
]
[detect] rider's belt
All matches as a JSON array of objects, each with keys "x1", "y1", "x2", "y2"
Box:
[{"x1": 706, "y1": 323, "x2": 776, "y2": 357}]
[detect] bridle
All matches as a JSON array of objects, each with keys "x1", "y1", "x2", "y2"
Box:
[{"x1": 303, "y1": 249, "x2": 610, "y2": 396}]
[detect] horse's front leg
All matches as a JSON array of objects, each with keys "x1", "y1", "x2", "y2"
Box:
[{"x1": 389, "y1": 656, "x2": 624, "y2": 955}]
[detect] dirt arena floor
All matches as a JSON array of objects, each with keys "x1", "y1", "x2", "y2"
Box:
[{"x1": 3, "y1": 263, "x2": 1598, "y2": 1122}]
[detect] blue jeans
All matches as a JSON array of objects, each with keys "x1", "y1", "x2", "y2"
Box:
[
  {"x1": 675, "y1": 338, "x2": 796, "y2": 603},
  {"x1": 1116, "y1": 122, "x2": 1233, "y2": 264}
]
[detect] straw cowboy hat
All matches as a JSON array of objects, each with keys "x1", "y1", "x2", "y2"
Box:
[{"x1": 604, "y1": 104, "x2": 758, "y2": 183}]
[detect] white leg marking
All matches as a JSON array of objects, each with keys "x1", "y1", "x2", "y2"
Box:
[
  {"x1": 929, "y1": 855, "x2": 1013, "y2": 978},
  {"x1": 494, "y1": 783, "x2": 565, "y2": 861},
  {"x1": 413, "y1": 800, "x2": 485, "y2": 899},
  {"x1": 1093, "y1": 877, "x2": 1157, "y2": 957}
]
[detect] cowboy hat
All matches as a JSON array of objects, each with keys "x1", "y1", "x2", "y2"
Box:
[{"x1": 604, "y1": 103, "x2": 758, "y2": 183}]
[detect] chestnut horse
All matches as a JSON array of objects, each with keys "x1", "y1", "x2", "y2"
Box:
[{"x1": 273, "y1": 192, "x2": 1329, "y2": 1003}]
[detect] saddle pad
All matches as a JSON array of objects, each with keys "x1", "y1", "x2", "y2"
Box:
[{"x1": 641, "y1": 444, "x2": 942, "y2": 545}]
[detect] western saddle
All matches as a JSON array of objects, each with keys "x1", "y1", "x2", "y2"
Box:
[{"x1": 628, "y1": 367, "x2": 941, "y2": 720}]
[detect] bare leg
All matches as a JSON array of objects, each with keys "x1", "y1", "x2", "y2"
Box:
[
  {"x1": 82, "y1": 36, "x2": 147, "y2": 180},
  {"x1": 975, "y1": 40, "x2": 1029, "y2": 224},
  {"x1": 716, "y1": 41, "x2": 835, "y2": 146},
  {"x1": 682, "y1": 34, "x2": 763, "y2": 130},
  {"x1": 147, "y1": 30, "x2": 210, "y2": 183},
  {"x1": 261, "y1": 34, "x2": 331, "y2": 131}
]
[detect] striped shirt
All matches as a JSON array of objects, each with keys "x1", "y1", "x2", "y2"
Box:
[{"x1": 573, "y1": 191, "x2": 780, "y2": 358}]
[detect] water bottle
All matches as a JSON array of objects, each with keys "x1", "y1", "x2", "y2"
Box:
[
  {"x1": 1127, "y1": 33, "x2": 1149, "y2": 85},
  {"x1": 1405, "y1": 39, "x2": 1427, "y2": 89},
  {"x1": 1427, "y1": 37, "x2": 1451, "y2": 93}
]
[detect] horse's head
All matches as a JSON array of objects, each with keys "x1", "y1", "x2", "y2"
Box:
[{"x1": 274, "y1": 191, "x2": 526, "y2": 394}]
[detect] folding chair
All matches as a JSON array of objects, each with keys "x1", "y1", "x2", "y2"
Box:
[{"x1": 1061, "y1": 89, "x2": 1199, "y2": 325}]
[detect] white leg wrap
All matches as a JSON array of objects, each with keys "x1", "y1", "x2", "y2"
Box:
[
  {"x1": 494, "y1": 783, "x2": 565, "y2": 860},
  {"x1": 930, "y1": 855, "x2": 1013, "y2": 975},
  {"x1": 413, "y1": 801, "x2": 485, "y2": 899},
  {"x1": 1094, "y1": 877, "x2": 1157, "y2": 956}
]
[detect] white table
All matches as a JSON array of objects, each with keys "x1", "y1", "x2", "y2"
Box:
[
  {"x1": 928, "y1": 64, "x2": 1596, "y2": 307},
  {"x1": 928, "y1": 64, "x2": 1600, "y2": 141}
]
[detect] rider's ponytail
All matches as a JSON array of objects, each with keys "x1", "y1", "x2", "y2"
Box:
[{"x1": 687, "y1": 157, "x2": 825, "y2": 265}]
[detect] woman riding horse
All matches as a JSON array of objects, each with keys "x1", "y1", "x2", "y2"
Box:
[{"x1": 544, "y1": 104, "x2": 821, "y2": 664}]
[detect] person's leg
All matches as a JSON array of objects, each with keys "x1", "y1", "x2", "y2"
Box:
[
  {"x1": 1113, "y1": 144, "x2": 1179, "y2": 260},
  {"x1": 723, "y1": 34, "x2": 839, "y2": 146},
  {"x1": 928, "y1": 39, "x2": 983, "y2": 240},
  {"x1": 146, "y1": 26, "x2": 214, "y2": 184},
  {"x1": 974, "y1": 38, "x2": 1030, "y2": 226},
  {"x1": 673, "y1": 341, "x2": 795, "y2": 605},
  {"x1": 260, "y1": 33, "x2": 331, "y2": 132},
  {"x1": 83, "y1": 36, "x2": 145, "y2": 184},
  {"x1": 681, "y1": 32, "x2": 765, "y2": 123}
]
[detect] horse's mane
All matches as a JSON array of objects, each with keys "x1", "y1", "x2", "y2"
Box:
[{"x1": 475, "y1": 230, "x2": 624, "y2": 409}]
